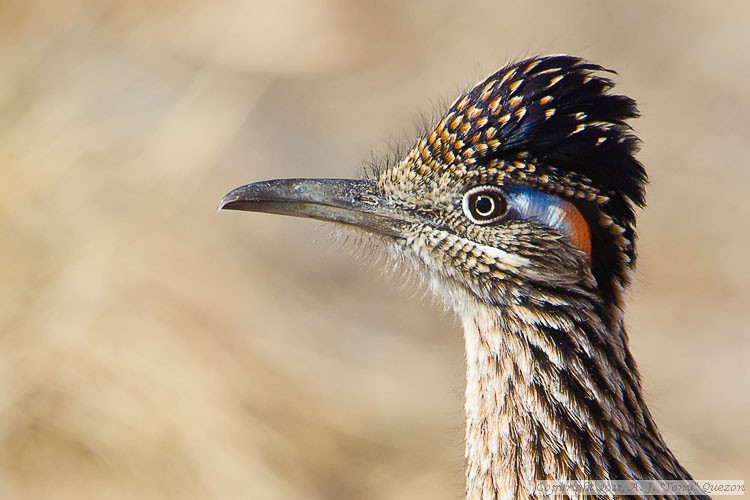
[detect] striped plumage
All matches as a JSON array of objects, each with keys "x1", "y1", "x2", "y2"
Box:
[{"x1": 220, "y1": 55, "x2": 707, "y2": 499}]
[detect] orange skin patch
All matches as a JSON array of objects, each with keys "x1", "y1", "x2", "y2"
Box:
[{"x1": 562, "y1": 203, "x2": 591, "y2": 259}]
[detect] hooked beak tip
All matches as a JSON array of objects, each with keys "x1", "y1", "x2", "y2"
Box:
[{"x1": 217, "y1": 194, "x2": 238, "y2": 211}]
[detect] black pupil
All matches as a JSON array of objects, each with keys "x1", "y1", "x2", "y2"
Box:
[{"x1": 474, "y1": 195, "x2": 494, "y2": 216}]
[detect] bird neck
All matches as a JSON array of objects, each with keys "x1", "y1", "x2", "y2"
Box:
[{"x1": 461, "y1": 297, "x2": 692, "y2": 499}]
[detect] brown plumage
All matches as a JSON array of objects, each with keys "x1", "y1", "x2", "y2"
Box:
[{"x1": 220, "y1": 55, "x2": 708, "y2": 499}]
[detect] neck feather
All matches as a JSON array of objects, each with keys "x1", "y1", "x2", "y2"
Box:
[{"x1": 461, "y1": 296, "x2": 695, "y2": 499}]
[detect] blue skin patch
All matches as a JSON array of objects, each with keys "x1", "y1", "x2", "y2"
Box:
[{"x1": 505, "y1": 185, "x2": 591, "y2": 257}]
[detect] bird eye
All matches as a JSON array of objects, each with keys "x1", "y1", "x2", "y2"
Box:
[{"x1": 462, "y1": 186, "x2": 508, "y2": 224}]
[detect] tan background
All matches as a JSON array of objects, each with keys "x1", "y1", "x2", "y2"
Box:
[{"x1": 1, "y1": 1, "x2": 748, "y2": 499}]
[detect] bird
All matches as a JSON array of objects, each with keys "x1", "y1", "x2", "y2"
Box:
[{"x1": 219, "y1": 55, "x2": 708, "y2": 499}]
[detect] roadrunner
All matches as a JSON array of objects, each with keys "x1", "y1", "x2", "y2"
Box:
[{"x1": 220, "y1": 55, "x2": 706, "y2": 499}]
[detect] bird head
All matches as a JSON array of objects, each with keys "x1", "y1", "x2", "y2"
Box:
[{"x1": 221, "y1": 55, "x2": 646, "y2": 324}]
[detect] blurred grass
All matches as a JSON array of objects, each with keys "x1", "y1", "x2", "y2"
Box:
[{"x1": 0, "y1": 1, "x2": 748, "y2": 499}]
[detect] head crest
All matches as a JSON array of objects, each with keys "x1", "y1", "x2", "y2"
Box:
[{"x1": 386, "y1": 55, "x2": 647, "y2": 316}]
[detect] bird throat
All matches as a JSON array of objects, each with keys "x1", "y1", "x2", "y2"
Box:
[{"x1": 461, "y1": 301, "x2": 693, "y2": 499}]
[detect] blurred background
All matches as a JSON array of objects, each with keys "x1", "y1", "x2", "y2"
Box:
[{"x1": 1, "y1": 1, "x2": 748, "y2": 499}]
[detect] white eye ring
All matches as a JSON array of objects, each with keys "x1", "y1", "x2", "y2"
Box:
[{"x1": 462, "y1": 186, "x2": 509, "y2": 225}]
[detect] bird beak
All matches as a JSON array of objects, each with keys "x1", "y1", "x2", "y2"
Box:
[{"x1": 219, "y1": 178, "x2": 414, "y2": 238}]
